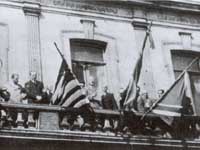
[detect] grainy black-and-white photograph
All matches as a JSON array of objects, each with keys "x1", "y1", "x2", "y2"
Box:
[{"x1": 0, "y1": 0, "x2": 200, "y2": 149}]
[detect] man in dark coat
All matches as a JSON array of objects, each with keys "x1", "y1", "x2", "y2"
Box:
[
  {"x1": 0, "y1": 87, "x2": 10, "y2": 102},
  {"x1": 101, "y1": 86, "x2": 118, "y2": 131},
  {"x1": 25, "y1": 71, "x2": 46, "y2": 104},
  {"x1": 25, "y1": 71, "x2": 47, "y2": 122},
  {"x1": 101, "y1": 86, "x2": 118, "y2": 110}
]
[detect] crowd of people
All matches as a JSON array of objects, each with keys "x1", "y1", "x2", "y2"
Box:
[
  {"x1": 0, "y1": 72, "x2": 198, "y2": 138},
  {"x1": 0, "y1": 71, "x2": 167, "y2": 130},
  {"x1": 0, "y1": 72, "x2": 51, "y2": 105},
  {"x1": 0, "y1": 71, "x2": 167, "y2": 122},
  {"x1": 0, "y1": 72, "x2": 52, "y2": 126},
  {"x1": 0, "y1": 70, "x2": 166, "y2": 111}
]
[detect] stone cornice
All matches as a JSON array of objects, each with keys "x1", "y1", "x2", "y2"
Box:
[
  {"x1": 2, "y1": 0, "x2": 200, "y2": 27},
  {"x1": 22, "y1": 1, "x2": 41, "y2": 16},
  {"x1": 132, "y1": 18, "x2": 148, "y2": 30},
  {"x1": 3, "y1": 0, "x2": 200, "y2": 14}
]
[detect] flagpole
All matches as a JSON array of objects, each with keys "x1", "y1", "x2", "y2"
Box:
[
  {"x1": 123, "y1": 22, "x2": 153, "y2": 108},
  {"x1": 54, "y1": 42, "x2": 68, "y2": 64},
  {"x1": 140, "y1": 56, "x2": 200, "y2": 120},
  {"x1": 141, "y1": 22, "x2": 153, "y2": 56}
]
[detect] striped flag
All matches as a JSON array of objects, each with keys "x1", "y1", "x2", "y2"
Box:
[{"x1": 51, "y1": 60, "x2": 89, "y2": 108}]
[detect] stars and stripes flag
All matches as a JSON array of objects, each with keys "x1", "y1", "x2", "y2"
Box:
[{"x1": 51, "y1": 43, "x2": 89, "y2": 108}]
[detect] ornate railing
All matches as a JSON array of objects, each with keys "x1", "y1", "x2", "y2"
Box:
[{"x1": 0, "y1": 102, "x2": 199, "y2": 140}]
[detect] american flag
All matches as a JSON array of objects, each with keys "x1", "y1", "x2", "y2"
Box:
[{"x1": 51, "y1": 59, "x2": 89, "y2": 108}]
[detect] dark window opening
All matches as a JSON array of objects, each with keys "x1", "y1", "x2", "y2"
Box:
[
  {"x1": 70, "y1": 39, "x2": 107, "y2": 94},
  {"x1": 171, "y1": 50, "x2": 200, "y2": 79}
]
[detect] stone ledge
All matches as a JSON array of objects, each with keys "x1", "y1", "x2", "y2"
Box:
[{"x1": 0, "y1": 129, "x2": 200, "y2": 149}]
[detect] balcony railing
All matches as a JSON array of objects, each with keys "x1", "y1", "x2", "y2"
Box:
[{"x1": 0, "y1": 102, "x2": 199, "y2": 140}]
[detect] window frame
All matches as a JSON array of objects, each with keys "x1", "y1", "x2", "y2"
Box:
[
  {"x1": 70, "y1": 38, "x2": 107, "y2": 87},
  {"x1": 171, "y1": 49, "x2": 200, "y2": 78}
]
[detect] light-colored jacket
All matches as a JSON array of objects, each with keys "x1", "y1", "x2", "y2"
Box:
[{"x1": 5, "y1": 82, "x2": 23, "y2": 103}]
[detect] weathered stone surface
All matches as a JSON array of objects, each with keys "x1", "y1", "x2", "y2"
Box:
[{"x1": 39, "y1": 112, "x2": 59, "y2": 130}]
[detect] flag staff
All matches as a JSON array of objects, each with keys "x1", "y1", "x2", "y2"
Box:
[
  {"x1": 123, "y1": 21, "x2": 153, "y2": 108},
  {"x1": 54, "y1": 42, "x2": 68, "y2": 64},
  {"x1": 141, "y1": 57, "x2": 200, "y2": 120},
  {"x1": 141, "y1": 21, "x2": 153, "y2": 51}
]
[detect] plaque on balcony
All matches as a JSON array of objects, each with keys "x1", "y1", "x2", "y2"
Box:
[{"x1": 39, "y1": 112, "x2": 59, "y2": 130}]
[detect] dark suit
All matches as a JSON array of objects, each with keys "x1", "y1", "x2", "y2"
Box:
[
  {"x1": 24, "y1": 80, "x2": 45, "y2": 121},
  {"x1": 101, "y1": 92, "x2": 118, "y2": 129},
  {"x1": 25, "y1": 80, "x2": 44, "y2": 104},
  {"x1": 101, "y1": 93, "x2": 118, "y2": 110},
  {"x1": 0, "y1": 88, "x2": 10, "y2": 102}
]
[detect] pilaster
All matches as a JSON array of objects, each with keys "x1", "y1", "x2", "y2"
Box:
[{"x1": 23, "y1": 2, "x2": 42, "y2": 80}]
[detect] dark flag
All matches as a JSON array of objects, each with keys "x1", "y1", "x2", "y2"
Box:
[
  {"x1": 123, "y1": 22, "x2": 155, "y2": 109},
  {"x1": 122, "y1": 50, "x2": 143, "y2": 109},
  {"x1": 51, "y1": 44, "x2": 89, "y2": 108}
]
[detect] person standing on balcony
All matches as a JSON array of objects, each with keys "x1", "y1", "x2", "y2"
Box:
[
  {"x1": 0, "y1": 59, "x2": 10, "y2": 102},
  {"x1": 101, "y1": 85, "x2": 118, "y2": 110},
  {"x1": 24, "y1": 71, "x2": 47, "y2": 124},
  {"x1": 85, "y1": 76, "x2": 101, "y2": 109},
  {"x1": 0, "y1": 61, "x2": 10, "y2": 124},
  {"x1": 137, "y1": 92, "x2": 148, "y2": 113},
  {"x1": 25, "y1": 71, "x2": 46, "y2": 104},
  {"x1": 5, "y1": 73, "x2": 26, "y2": 126},
  {"x1": 6, "y1": 73, "x2": 26, "y2": 103},
  {"x1": 101, "y1": 85, "x2": 118, "y2": 131},
  {"x1": 137, "y1": 91, "x2": 154, "y2": 113},
  {"x1": 0, "y1": 87, "x2": 10, "y2": 102}
]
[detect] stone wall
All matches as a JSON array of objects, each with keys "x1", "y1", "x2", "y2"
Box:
[{"x1": 1, "y1": 0, "x2": 200, "y2": 99}]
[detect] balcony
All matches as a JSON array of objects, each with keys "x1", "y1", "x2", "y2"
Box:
[{"x1": 0, "y1": 102, "x2": 200, "y2": 150}]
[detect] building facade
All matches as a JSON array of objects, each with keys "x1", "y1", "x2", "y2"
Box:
[
  {"x1": 1, "y1": 0, "x2": 200, "y2": 149},
  {"x1": 1, "y1": 0, "x2": 200, "y2": 100}
]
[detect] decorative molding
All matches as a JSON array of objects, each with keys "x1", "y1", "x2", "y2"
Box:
[
  {"x1": 23, "y1": 2, "x2": 41, "y2": 16},
  {"x1": 179, "y1": 31, "x2": 192, "y2": 49},
  {"x1": 179, "y1": 32, "x2": 192, "y2": 36},
  {"x1": 132, "y1": 18, "x2": 148, "y2": 30},
  {"x1": 80, "y1": 19, "x2": 95, "y2": 39}
]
